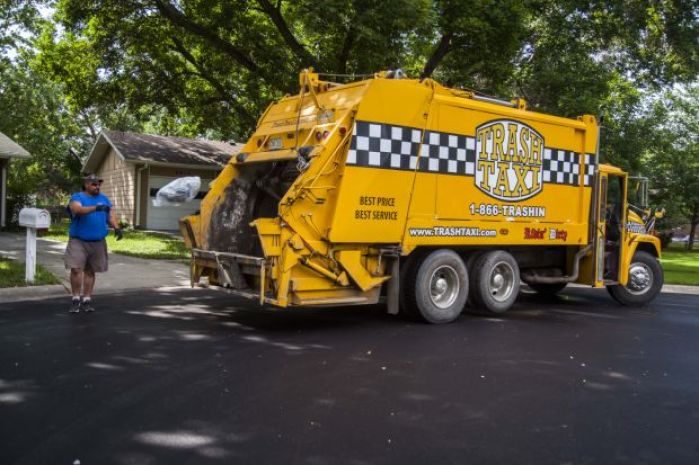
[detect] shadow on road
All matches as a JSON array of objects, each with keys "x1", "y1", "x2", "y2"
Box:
[{"x1": 1, "y1": 287, "x2": 698, "y2": 465}]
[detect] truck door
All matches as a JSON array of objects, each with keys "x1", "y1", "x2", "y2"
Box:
[{"x1": 594, "y1": 172, "x2": 627, "y2": 284}]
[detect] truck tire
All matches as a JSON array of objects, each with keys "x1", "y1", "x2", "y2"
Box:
[
  {"x1": 607, "y1": 251, "x2": 663, "y2": 306},
  {"x1": 399, "y1": 250, "x2": 425, "y2": 317},
  {"x1": 528, "y1": 282, "x2": 567, "y2": 296},
  {"x1": 471, "y1": 250, "x2": 520, "y2": 314},
  {"x1": 464, "y1": 251, "x2": 484, "y2": 309},
  {"x1": 403, "y1": 249, "x2": 468, "y2": 324}
]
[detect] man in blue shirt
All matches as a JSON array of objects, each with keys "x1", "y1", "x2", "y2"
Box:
[{"x1": 65, "y1": 174, "x2": 123, "y2": 313}]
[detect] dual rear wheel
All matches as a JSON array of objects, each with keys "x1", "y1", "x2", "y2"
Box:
[
  {"x1": 402, "y1": 249, "x2": 520, "y2": 324},
  {"x1": 399, "y1": 248, "x2": 663, "y2": 324}
]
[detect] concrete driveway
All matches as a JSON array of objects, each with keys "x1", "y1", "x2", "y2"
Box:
[
  {"x1": 0, "y1": 232, "x2": 190, "y2": 298},
  {"x1": 1, "y1": 286, "x2": 698, "y2": 465}
]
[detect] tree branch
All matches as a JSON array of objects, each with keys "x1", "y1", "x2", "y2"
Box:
[
  {"x1": 421, "y1": 31, "x2": 454, "y2": 79},
  {"x1": 169, "y1": 36, "x2": 255, "y2": 125},
  {"x1": 153, "y1": 0, "x2": 259, "y2": 74},
  {"x1": 79, "y1": 110, "x2": 98, "y2": 140},
  {"x1": 256, "y1": 0, "x2": 320, "y2": 70},
  {"x1": 336, "y1": 22, "x2": 356, "y2": 75}
]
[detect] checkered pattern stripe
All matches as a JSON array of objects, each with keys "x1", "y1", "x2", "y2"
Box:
[
  {"x1": 347, "y1": 121, "x2": 422, "y2": 170},
  {"x1": 418, "y1": 131, "x2": 477, "y2": 175},
  {"x1": 347, "y1": 120, "x2": 595, "y2": 187},
  {"x1": 543, "y1": 149, "x2": 580, "y2": 185},
  {"x1": 582, "y1": 153, "x2": 595, "y2": 186},
  {"x1": 542, "y1": 150, "x2": 597, "y2": 186}
]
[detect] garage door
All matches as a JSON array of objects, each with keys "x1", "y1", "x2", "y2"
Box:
[{"x1": 146, "y1": 176, "x2": 211, "y2": 231}]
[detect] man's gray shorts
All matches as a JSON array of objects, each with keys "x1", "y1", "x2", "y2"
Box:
[{"x1": 64, "y1": 238, "x2": 108, "y2": 272}]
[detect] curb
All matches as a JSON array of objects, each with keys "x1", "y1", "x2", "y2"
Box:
[
  {"x1": 0, "y1": 284, "x2": 69, "y2": 304},
  {"x1": 661, "y1": 284, "x2": 699, "y2": 295},
  {"x1": 0, "y1": 284, "x2": 202, "y2": 306}
]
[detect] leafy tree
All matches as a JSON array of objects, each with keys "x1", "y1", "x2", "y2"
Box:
[
  {"x1": 0, "y1": 0, "x2": 40, "y2": 54},
  {"x1": 0, "y1": 56, "x2": 88, "y2": 202},
  {"x1": 1, "y1": 0, "x2": 697, "y2": 220},
  {"x1": 647, "y1": 85, "x2": 699, "y2": 249},
  {"x1": 37, "y1": 0, "x2": 697, "y2": 137},
  {"x1": 1, "y1": 3, "x2": 88, "y2": 220}
]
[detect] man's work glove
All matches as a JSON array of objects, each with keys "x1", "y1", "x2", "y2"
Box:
[
  {"x1": 114, "y1": 228, "x2": 124, "y2": 241},
  {"x1": 95, "y1": 204, "x2": 110, "y2": 212}
]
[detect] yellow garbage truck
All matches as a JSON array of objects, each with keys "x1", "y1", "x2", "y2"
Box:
[{"x1": 180, "y1": 70, "x2": 664, "y2": 323}]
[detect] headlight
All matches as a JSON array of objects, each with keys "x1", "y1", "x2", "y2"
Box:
[
  {"x1": 317, "y1": 110, "x2": 334, "y2": 124},
  {"x1": 268, "y1": 136, "x2": 283, "y2": 150}
]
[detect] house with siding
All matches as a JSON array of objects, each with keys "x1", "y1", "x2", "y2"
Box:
[
  {"x1": 83, "y1": 131, "x2": 242, "y2": 230},
  {"x1": 0, "y1": 131, "x2": 31, "y2": 228}
]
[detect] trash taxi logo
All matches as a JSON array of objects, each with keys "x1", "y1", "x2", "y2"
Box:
[{"x1": 475, "y1": 120, "x2": 544, "y2": 201}]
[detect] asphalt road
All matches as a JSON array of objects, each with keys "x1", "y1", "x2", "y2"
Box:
[{"x1": 1, "y1": 287, "x2": 698, "y2": 465}]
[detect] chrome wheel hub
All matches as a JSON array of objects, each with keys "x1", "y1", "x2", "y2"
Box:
[
  {"x1": 430, "y1": 265, "x2": 460, "y2": 309},
  {"x1": 627, "y1": 262, "x2": 653, "y2": 295},
  {"x1": 489, "y1": 261, "x2": 515, "y2": 303}
]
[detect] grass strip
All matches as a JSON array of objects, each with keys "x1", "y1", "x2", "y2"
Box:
[
  {"x1": 0, "y1": 257, "x2": 61, "y2": 288},
  {"x1": 44, "y1": 224, "x2": 188, "y2": 260},
  {"x1": 661, "y1": 244, "x2": 699, "y2": 286}
]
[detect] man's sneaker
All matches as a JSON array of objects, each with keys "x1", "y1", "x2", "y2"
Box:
[
  {"x1": 80, "y1": 299, "x2": 95, "y2": 313},
  {"x1": 69, "y1": 298, "x2": 81, "y2": 313}
]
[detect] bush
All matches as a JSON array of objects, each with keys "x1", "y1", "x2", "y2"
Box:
[{"x1": 3, "y1": 192, "x2": 33, "y2": 230}]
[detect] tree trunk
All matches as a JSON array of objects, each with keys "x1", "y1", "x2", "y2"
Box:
[
  {"x1": 421, "y1": 31, "x2": 453, "y2": 79},
  {"x1": 256, "y1": 0, "x2": 320, "y2": 70},
  {"x1": 688, "y1": 207, "x2": 698, "y2": 251}
]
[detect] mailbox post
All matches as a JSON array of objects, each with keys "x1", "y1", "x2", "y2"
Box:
[{"x1": 18, "y1": 208, "x2": 51, "y2": 283}]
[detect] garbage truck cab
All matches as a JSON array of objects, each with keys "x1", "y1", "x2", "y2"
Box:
[{"x1": 180, "y1": 70, "x2": 663, "y2": 323}]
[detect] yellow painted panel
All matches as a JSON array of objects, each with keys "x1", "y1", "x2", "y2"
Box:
[
  {"x1": 329, "y1": 167, "x2": 414, "y2": 243},
  {"x1": 435, "y1": 175, "x2": 593, "y2": 228}
]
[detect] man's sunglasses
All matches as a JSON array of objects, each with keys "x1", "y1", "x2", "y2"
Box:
[{"x1": 89, "y1": 182, "x2": 102, "y2": 187}]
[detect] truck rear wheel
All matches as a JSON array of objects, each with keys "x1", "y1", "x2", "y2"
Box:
[
  {"x1": 403, "y1": 249, "x2": 468, "y2": 324},
  {"x1": 464, "y1": 251, "x2": 484, "y2": 309},
  {"x1": 471, "y1": 250, "x2": 520, "y2": 314},
  {"x1": 607, "y1": 251, "x2": 663, "y2": 306},
  {"x1": 528, "y1": 282, "x2": 567, "y2": 296}
]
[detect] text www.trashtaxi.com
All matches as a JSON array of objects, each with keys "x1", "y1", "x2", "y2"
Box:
[{"x1": 408, "y1": 226, "x2": 497, "y2": 237}]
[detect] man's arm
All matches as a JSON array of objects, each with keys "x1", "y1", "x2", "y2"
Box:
[
  {"x1": 109, "y1": 208, "x2": 124, "y2": 240},
  {"x1": 70, "y1": 200, "x2": 108, "y2": 216},
  {"x1": 109, "y1": 208, "x2": 119, "y2": 229}
]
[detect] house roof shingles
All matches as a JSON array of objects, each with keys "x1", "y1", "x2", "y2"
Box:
[
  {"x1": 0, "y1": 131, "x2": 31, "y2": 159},
  {"x1": 103, "y1": 131, "x2": 241, "y2": 168}
]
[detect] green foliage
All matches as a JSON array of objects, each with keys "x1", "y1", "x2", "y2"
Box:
[
  {"x1": 1, "y1": 57, "x2": 86, "y2": 194},
  {"x1": 1, "y1": 3, "x2": 87, "y2": 223},
  {"x1": 0, "y1": 0, "x2": 697, "y2": 217},
  {"x1": 645, "y1": 84, "x2": 699, "y2": 249},
  {"x1": 39, "y1": 0, "x2": 699, "y2": 138},
  {"x1": 0, "y1": 0, "x2": 40, "y2": 54}
]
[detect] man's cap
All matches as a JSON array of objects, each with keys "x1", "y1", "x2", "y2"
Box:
[{"x1": 83, "y1": 173, "x2": 103, "y2": 184}]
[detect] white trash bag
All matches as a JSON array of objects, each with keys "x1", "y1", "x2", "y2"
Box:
[{"x1": 152, "y1": 176, "x2": 201, "y2": 207}]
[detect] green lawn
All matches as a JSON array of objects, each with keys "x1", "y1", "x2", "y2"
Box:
[
  {"x1": 0, "y1": 257, "x2": 61, "y2": 288},
  {"x1": 661, "y1": 243, "x2": 699, "y2": 286},
  {"x1": 43, "y1": 223, "x2": 189, "y2": 260}
]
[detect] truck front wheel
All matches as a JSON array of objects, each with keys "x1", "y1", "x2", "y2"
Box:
[
  {"x1": 471, "y1": 250, "x2": 520, "y2": 314},
  {"x1": 403, "y1": 249, "x2": 469, "y2": 324},
  {"x1": 607, "y1": 251, "x2": 663, "y2": 306}
]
